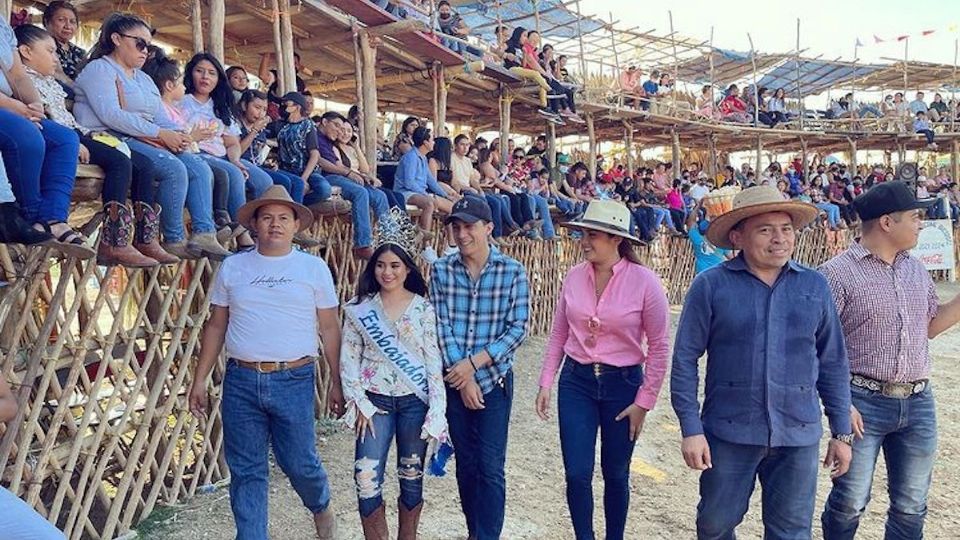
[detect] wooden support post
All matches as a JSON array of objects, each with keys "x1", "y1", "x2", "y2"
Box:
[
  {"x1": 208, "y1": 0, "x2": 225, "y2": 62},
  {"x1": 755, "y1": 135, "x2": 763, "y2": 175},
  {"x1": 707, "y1": 134, "x2": 718, "y2": 178},
  {"x1": 623, "y1": 121, "x2": 634, "y2": 174},
  {"x1": 433, "y1": 63, "x2": 447, "y2": 136},
  {"x1": 547, "y1": 123, "x2": 557, "y2": 169},
  {"x1": 952, "y1": 140, "x2": 959, "y2": 182},
  {"x1": 586, "y1": 113, "x2": 597, "y2": 179},
  {"x1": 671, "y1": 129, "x2": 681, "y2": 178},
  {"x1": 499, "y1": 89, "x2": 512, "y2": 169},
  {"x1": 359, "y1": 31, "x2": 379, "y2": 170},
  {"x1": 800, "y1": 138, "x2": 809, "y2": 181},
  {"x1": 0, "y1": 1, "x2": 10, "y2": 22},
  {"x1": 271, "y1": 0, "x2": 286, "y2": 95},
  {"x1": 897, "y1": 143, "x2": 907, "y2": 164},
  {"x1": 279, "y1": 0, "x2": 297, "y2": 95},
  {"x1": 352, "y1": 24, "x2": 365, "y2": 151},
  {"x1": 190, "y1": 0, "x2": 204, "y2": 55},
  {"x1": 849, "y1": 138, "x2": 858, "y2": 181}
]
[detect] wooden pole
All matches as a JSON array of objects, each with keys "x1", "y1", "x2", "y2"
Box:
[
  {"x1": 547, "y1": 123, "x2": 557, "y2": 169},
  {"x1": 208, "y1": 0, "x2": 225, "y2": 62},
  {"x1": 574, "y1": 0, "x2": 588, "y2": 83},
  {"x1": 669, "y1": 11, "x2": 679, "y2": 112},
  {"x1": 952, "y1": 39, "x2": 957, "y2": 133},
  {"x1": 952, "y1": 140, "x2": 959, "y2": 182},
  {"x1": 708, "y1": 27, "x2": 715, "y2": 104},
  {"x1": 190, "y1": 0, "x2": 204, "y2": 55},
  {"x1": 434, "y1": 63, "x2": 447, "y2": 136},
  {"x1": 707, "y1": 134, "x2": 717, "y2": 178},
  {"x1": 903, "y1": 38, "x2": 909, "y2": 96},
  {"x1": 271, "y1": 0, "x2": 286, "y2": 95},
  {"x1": 623, "y1": 121, "x2": 634, "y2": 174},
  {"x1": 499, "y1": 89, "x2": 512, "y2": 169},
  {"x1": 671, "y1": 129, "x2": 681, "y2": 177},
  {"x1": 352, "y1": 23, "x2": 366, "y2": 151},
  {"x1": 279, "y1": 0, "x2": 297, "y2": 95},
  {"x1": 848, "y1": 137, "x2": 858, "y2": 182},
  {"x1": 586, "y1": 113, "x2": 597, "y2": 179},
  {"x1": 534, "y1": 0, "x2": 541, "y2": 33},
  {"x1": 748, "y1": 32, "x2": 759, "y2": 127},
  {"x1": 0, "y1": 1, "x2": 11, "y2": 23},
  {"x1": 796, "y1": 19, "x2": 804, "y2": 129},
  {"x1": 359, "y1": 31, "x2": 379, "y2": 170},
  {"x1": 608, "y1": 12, "x2": 621, "y2": 107},
  {"x1": 800, "y1": 138, "x2": 809, "y2": 181},
  {"x1": 755, "y1": 134, "x2": 762, "y2": 176}
]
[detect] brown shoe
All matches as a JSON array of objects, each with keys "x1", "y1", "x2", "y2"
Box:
[
  {"x1": 97, "y1": 202, "x2": 158, "y2": 268},
  {"x1": 162, "y1": 240, "x2": 200, "y2": 260},
  {"x1": 133, "y1": 202, "x2": 180, "y2": 264},
  {"x1": 398, "y1": 500, "x2": 423, "y2": 540},
  {"x1": 188, "y1": 232, "x2": 233, "y2": 261},
  {"x1": 313, "y1": 506, "x2": 337, "y2": 540},
  {"x1": 353, "y1": 246, "x2": 374, "y2": 260},
  {"x1": 360, "y1": 503, "x2": 388, "y2": 540}
]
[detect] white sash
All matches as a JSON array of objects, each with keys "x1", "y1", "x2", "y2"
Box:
[{"x1": 346, "y1": 298, "x2": 430, "y2": 404}]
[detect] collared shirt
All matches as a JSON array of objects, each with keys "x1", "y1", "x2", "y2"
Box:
[
  {"x1": 430, "y1": 248, "x2": 530, "y2": 395},
  {"x1": 540, "y1": 259, "x2": 670, "y2": 410},
  {"x1": 316, "y1": 132, "x2": 340, "y2": 164},
  {"x1": 395, "y1": 148, "x2": 446, "y2": 197},
  {"x1": 671, "y1": 254, "x2": 852, "y2": 447},
  {"x1": 819, "y1": 242, "x2": 938, "y2": 383},
  {"x1": 26, "y1": 67, "x2": 86, "y2": 134}
]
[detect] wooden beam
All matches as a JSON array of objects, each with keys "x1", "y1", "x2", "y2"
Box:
[
  {"x1": 500, "y1": 88, "x2": 512, "y2": 167},
  {"x1": 271, "y1": 0, "x2": 286, "y2": 95},
  {"x1": 208, "y1": 0, "x2": 225, "y2": 62},
  {"x1": 365, "y1": 19, "x2": 429, "y2": 38},
  {"x1": 359, "y1": 30, "x2": 380, "y2": 170},
  {"x1": 190, "y1": 0, "x2": 204, "y2": 55},
  {"x1": 434, "y1": 63, "x2": 448, "y2": 136}
]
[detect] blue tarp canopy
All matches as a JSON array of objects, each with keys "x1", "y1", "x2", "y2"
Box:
[
  {"x1": 657, "y1": 49, "x2": 788, "y2": 87},
  {"x1": 454, "y1": 0, "x2": 605, "y2": 42},
  {"x1": 757, "y1": 59, "x2": 883, "y2": 98}
]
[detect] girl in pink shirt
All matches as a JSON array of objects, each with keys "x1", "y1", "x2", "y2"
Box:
[{"x1": 535, "y1": 200, "x2": 670, "y2": 540}]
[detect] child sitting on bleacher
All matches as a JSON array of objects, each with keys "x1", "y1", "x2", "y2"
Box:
[
  {"x1": 16, "y1": 24, "x2": 173, "y2": 267},
  {"x1": 914, "y1": 111, "x2": 938, "y2": 150}
]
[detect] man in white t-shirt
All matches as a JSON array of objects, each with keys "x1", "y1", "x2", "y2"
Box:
[
  {"x1": 689, "y1": 177, "x2": 711, "y2": 201},
  {"x1": 188, "y1": 186, "x2": 343, "y2": 540}
]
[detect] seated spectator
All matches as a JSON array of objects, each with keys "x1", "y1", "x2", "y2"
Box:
[
  {"x1": 426, "y1": 136, "x2": 457, "y2": 191},
  {"x1": 266, "y1": 92, "x2": 332, "y2": 207},
  {"x1": 503, "y1": 28, "x2": 556, "y2": 121},
  {"x1": 392, "y1": 115, "x2": 420, "y2": 160},
  {"x1": 77, "y1": 14, "x2": 224, "y2": 260},
  {"x1": 437, "y1": 0, "x2": 470, "y2": 54},
  {"x1": 523, "y1": 165, "x2": 556, "y2": 240},
  {"x1": 315, "y1": 110, "x2": 390, "y2": 259},
  {"x1": 909, "y1": 91, "x2": 929, "y2": 117},
  {"x1": 718, "y1": 84, "x2": 750, "y2": 123},
  {"x1": 638, "y1": 178, "x2": 679, "y2": 236},
  {"x1": 914, "y1": 111, "x2": 938, "y2": 149},
  {"x1": 747, "y1": 86, "x2": 778, "y2": 127},
  {"x1": 17, "y1": 24, "x2": 172, "y2": 266},
  {"x1": 930, "y1": 93, "x2": 948, "y2": 122},
  {"x1": 808, "y1": 176, "x2": 843, "y2": 230},
  {"x1": 42, "y1": 1, "x2": 85, "y2": 88},
  {"x1": 696, "y1": 85, "x2": 719, "y2": 119},
  {"x1": 394, "y1": 126, "x2": 459, "y2": 250},
  {"x1": 236, "y1": 89, "x2": 305, "y2": 204},
  {"x1": 475, "y1": 147, "x2": 521, "y2": 237},
  {"x1": 640, "y1": 70, "x2": 661, "y2": 112},
  {"x1": 665, "y1": 179, "x2": 687, "y2": 233},
  {"x1": 335, "y1": 121, "x2": 405, "y2": 212},
  {"x1": 846, "y1": 92, "x2": 881, "y2": 118},
  {"x1": 767, "y1": 88, "x2": 791, "y2": 123},
  {"x1": 1, "y1": 16, "x2": 90, "y2": 258},
  {"x1": 540, "y1": 43, "x2": 582, "y2": 123},
  {"x1": 225, "y1": 65, "x2": 249, "y2": 102},
  {"x1": 618, "y1": 65, "x2": 644, "y2": 108},
  {"x1": 543, "y1": 167, "x2": 582, "y2": 219}
]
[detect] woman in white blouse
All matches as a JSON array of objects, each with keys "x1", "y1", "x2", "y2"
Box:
[{"x1": 339, "y1": 208, "x2": 447, "y2": 539}]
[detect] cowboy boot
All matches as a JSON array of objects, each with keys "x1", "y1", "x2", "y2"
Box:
[
  {"x1": 188, "y1": 232, "x2": 233, "y2": 261},
  {"x1": 97, "y1": 202, "x2": 158, "y2": 268},
  {"x1": 360, "y1": 504, "x2": 389, "y2": 540},
  {"x1": 133, "y1": 202, "x2": 181, "y2": 264},
  {"x1": 313, "y1": 506, "x2": 337, "y2": 540},
  {"x1": 397, "y1": 499, "x2": 423, "y2": 540}
]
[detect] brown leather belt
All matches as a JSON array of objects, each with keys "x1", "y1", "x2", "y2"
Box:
[{"x1": 232, "y1": 356, "x2": 314, "y2": 373}]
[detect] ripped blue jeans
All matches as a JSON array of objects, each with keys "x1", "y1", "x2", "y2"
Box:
[{"x1": 354, "y1": 392, "x2": 428, "y2": 517}]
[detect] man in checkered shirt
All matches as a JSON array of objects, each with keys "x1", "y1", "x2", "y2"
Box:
[
  {"x1": 820, "y1": 181, "x2": 960, "y2": 539},
  {"x1": 431, "y1": 194, "x2": 530, "y2": 540}
]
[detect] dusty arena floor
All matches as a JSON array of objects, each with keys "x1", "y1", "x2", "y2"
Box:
[{"x1": 140, "y1": 283, "x2": 960, "y2": 540}]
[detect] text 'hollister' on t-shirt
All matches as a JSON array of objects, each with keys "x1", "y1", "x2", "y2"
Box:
[{"x1": 209, "y1": 249, "x2": 339, "y2": 362}]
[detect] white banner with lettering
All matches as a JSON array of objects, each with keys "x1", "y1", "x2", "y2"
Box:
[{"x1": 910, "y1": 219, "x2": 955, "y2": 277}]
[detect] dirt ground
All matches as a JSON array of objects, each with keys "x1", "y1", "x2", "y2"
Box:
[{"x1": 141, "y1": 283, "x2": 960, "y2": 540}]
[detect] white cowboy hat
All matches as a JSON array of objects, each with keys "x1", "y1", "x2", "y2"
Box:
[
  {"x1": 706, "y1": 185, "x2": 818, "y2": 249},
  {"x1": 236, "y1": 185, "x2": 315, "y2": 232},
  {"x1": 560, "y1": 200, "x2": 644, "y2": 245}
]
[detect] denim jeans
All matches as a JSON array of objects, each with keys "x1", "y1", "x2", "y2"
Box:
[
  {"x1": 821, "y1": 385, "x2": 936, "y2": 540},
  {"x1": 697, "y1": 434, "x2": 819, "y2": 540},
  {"x1": 0, "y1": 486, "x2": 65, "y2": 539},
  {"x1": 0, "y1": 112, "x2": 78, "y2": 222},
  {"x1": 446, "y1": 370, "x2": 513, "y2": 540},
  {"x1": 484, "y1": 193, "x2": 507, "y2": 237},
  {"x1": 631, "y1": 207, "x2": 655, "y2": 241},
  {"x1": 197, "y1": 154, "x2": 273, "y2": 217},
  {"x1": 324, "y1": 174, "x2": 389, "y2": 248},
  {"x1": 300, "y1": 172, "x2": 333, "y2": 207},
  {"x1": 381, "y1": 188, "x2": 406, "y2": 211},
  {"x1": 264, "y1": 169, "x2": 305, "y2": 203},
  {"x1": 816, "y1": 202, "x2": 842, "y2": 228},
  {"x1": 222, "y1": 359, "x2": 331, "y2": 540},
  {"x1": 557, "y1": 360, "x2": 643, "y2": 540},
  {"x1": 354, "y1": 392, "x2": 429, "y2": 517},
  {"x1": 651, "y1": 207, "x2": 673, "y2": 232},
  {"x1": 527, "y1": 194, "x2": 556, "y2": 239}
]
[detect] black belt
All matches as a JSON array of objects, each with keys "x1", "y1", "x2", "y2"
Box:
[
  {"x1": 565, "y1": 356, "x2": 640, "y2": 377},
  {"x1": 851, "y1": 374, "x2": 928, "y2": 399}
]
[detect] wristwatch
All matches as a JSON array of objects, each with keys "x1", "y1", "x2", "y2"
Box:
[{"x1": 832, "y1": 433, "x2": 855, "y2": 445}]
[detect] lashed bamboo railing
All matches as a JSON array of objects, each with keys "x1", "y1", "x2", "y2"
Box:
[{"x1": 0, "y1": 211, "x2": 944, "y2": 539}]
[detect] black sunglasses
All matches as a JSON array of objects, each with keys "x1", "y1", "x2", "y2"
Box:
[{"x1": 119, "y1": 33, "x2": 149, "y2": 52}]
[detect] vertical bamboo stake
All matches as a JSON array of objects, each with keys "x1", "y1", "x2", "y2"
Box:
[
  {"x1": 903, "y1": 38, "x2": 909, "y2": 96},
  {"x1": 708, "y1": 27, "x2": 715, "y2": 103},
  {"x1": 669, "y1": 11, "x2": 679, "y2": 111},
  {"x1": 796, "y1": 19, "x2": 804, "y2": 129},
  {"x1": 352, "y1": 24, "x2": 366, "y2": 151},
  {"x1": 534, "y1": 0, "x2": 541, "y2": 33},
  {"x1": 849, "y1": 138, "x2": 858, "y2": 181},
  {"x1": 755, "y1": 134, "x2": 762, "y2": 176},
  {"x1": 208, "y1": 0, "x2": 225, "y2": 62},
  {"x1": 586, "y1": 113, "x2": 597, "y2": 179},
  {"x1": 434, "y1": 63, "x2": 447, "y2": 136},
  {"x1": 707, "y1": 134, "x2": 717, "y2": 178},
  {"x1": 547, "y1": 123, "x2": 557, "y2": 169},
  {"x1": 671, "y1": 129, "x2": 681, "y2": 177},
  {"x1": 499, "y1": 93, "x2": 512, "y2": 170},
  {"x1": 279, "y1": 0, "x2": 297, "y2": 94},
  {"x1": 190, "y1": 0, "x2": 204, "y2": 55},
  {"x1": 359, "y1": 31, "x2": 379, "y2": 169},
  {"x1": 952, "y1": 140, "x2": 959, "y2": 182},
  {"x1": 623, "y1": 121, "x2": 634, "y2": 173},
  {"x1": 608, "y1": 12, "x2": 621, "y2": 107},
  {"x1": 800, "y1": 138, "x2": 809, "y2": 181},
  {"x1": 952, "y1": 39, "x2": 957, "y2": 132},
  {"x1": 747, "y1": 33, "x2": 759, "y2": 127},
  {"x1": 574, "y1": 0, "x2": 588, "y2": 86},
  {"x1": 271, "y1": 0, "x2": 286, "y2": 95}
]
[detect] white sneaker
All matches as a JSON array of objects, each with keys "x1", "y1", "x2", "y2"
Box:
[
  {"x1": 422, "y1": 246, "x2": 438, "y2": 264},
  {"x1": 443, "y1": 245, "x2": 460, "y2": 256}
]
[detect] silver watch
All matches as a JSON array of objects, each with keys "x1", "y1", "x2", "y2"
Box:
[{"x1": 832, "y1": 433, "x2": 855, "y2": 445}]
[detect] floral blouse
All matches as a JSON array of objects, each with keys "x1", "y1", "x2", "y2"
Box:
[
  {"x1": 26, "y1": 67, "x2": 87, "y2": 134},
  {"x1": 340, "y1": 293, "x2": 448, "y2": 442},
  {"x1": 56, "y1": 41, "x2": 87, "y2": 81}
]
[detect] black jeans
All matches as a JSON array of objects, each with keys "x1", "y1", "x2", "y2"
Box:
[{"x1": 79, "y1": 132, "x2": 132, "y2": 204}]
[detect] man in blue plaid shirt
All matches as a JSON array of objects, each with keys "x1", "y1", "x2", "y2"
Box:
[{"x1": 431, "y1": 194, "x2": 530, "y2": 540}]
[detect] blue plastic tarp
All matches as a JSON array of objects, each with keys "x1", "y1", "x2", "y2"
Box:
[{"x1": 757, "y1": 60, "x2": 883, "y2": 98}]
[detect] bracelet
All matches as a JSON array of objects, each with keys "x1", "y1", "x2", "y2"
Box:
[{"x1": 468, "y1": 357, "x2": 479, "y2": 372}]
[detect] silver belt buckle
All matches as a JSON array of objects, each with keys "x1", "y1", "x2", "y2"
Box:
[{"x1": 881, "y1": 382, "x2": 911, "y2": 399}]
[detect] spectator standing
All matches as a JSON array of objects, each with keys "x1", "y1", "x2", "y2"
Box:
[{"x1": 640, "y1": 70, "x2": 661, "y2": 112}]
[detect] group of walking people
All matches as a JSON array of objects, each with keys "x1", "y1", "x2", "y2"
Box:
[{"x1": 183, "y1": 177, "x2": 953, "y2": 540}]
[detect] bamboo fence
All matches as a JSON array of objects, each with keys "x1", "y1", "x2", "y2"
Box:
[{"x1": 0, "y1": 211, "x2": 949, "y2": 539}]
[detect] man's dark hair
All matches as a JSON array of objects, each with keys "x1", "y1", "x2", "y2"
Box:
[
  {"x1": 539, "y1": 168, "x2": 549, "y2": 176},
  {"x1": 413, "y1": 126, "x2": 432, "y2": 147},
  {"x1": 321, "y1": 111, "x2": 347, "y2": 123},
  {"x1": 438, "y1": 0, "x2": 451, "y2": 6},
  {"x1": 536, "y1": 135, "x2": 547, "y2": 143},
  {"x1": 454, "y1": 134, "x2": 470, "y2": 145}
]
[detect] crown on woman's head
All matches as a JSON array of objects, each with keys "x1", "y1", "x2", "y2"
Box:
[{"x1": 373, "y1": 207, "x2": 421, "y2": 258}]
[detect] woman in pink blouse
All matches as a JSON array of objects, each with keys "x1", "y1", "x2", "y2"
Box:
[{"x1": 536, "y1": 200, "x2": 670, "y2": 540}]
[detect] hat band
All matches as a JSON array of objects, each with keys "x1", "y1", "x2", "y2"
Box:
[{"x1": 579, "y1": 218, "x2": 630, "y2": 234}]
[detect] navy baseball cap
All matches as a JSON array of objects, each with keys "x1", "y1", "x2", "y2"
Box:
[
  {"x1": 853, "y1": 181, "x2": 936, "y2": 221},
  {"x1": 445, "y1": 194, "x2": 492, "y2": 225}
]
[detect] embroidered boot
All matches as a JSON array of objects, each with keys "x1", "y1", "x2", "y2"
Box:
[
  {"x1": 133, "y1": 202, "x2": 181, "y2": 264},
  {"x1": 397, "y1": 499, "x2": 423, "y2": 540},
  {"x1": 360, "y1": 503, "x2": 389, "y2": 540},
  {"x1": 97, "y1": 202, "x2": 158, "y2": 268}
]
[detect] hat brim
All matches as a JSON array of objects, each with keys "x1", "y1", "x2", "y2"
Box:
[
  {"x1": 706, "y1": 201, "x2": 818, "y2": 249},
  {"x1": 444, "y1": 212, "x2": 483, "y2": 225},
  {"x1": 236, "y1": 199, "x2": 315, "y2": 232},
  {"x1": 560, "y1": 219, "x2": 645, "y2": 245}
]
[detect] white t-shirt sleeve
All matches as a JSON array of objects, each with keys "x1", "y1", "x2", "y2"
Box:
[
  {"x1": 209, "y1": 260, "x2": 231, "y2": 307},
  {"x1": 313, "y1": 259, "x2": 339, "y2": 309}
]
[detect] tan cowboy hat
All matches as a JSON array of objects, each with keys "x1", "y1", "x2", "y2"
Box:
[
  {"x1": 560, "y1": 200, "x2": 643, "y2": 245},
  {"x1": 236, "y1": 185, "x2": 315, "y2": 232},
  {"x1": 706, "y1": 185, "x2": 818, "y2": 249}
]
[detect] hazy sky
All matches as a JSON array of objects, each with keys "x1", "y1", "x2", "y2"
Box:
[{"x1": 581, "y1": 0, "x2": 960, "y2": 66}]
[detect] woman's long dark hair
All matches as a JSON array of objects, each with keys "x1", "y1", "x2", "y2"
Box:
[
  {"x1": 507, "y1": 27, "x2": 526, "y2": 49},
  {"x1": 400, "y1": 115, "x2": 420, "y2": 136},
  {"x1": 617, "y1": 237, "x2": 644, "y2": 265},
  {"x1": 427, "y1": 136, "x2": 453, "y2": 170},
  {"x1": 184, "y1": 52, "x2": 235, "y2": 126},
  {"x1": 352, "y1": 244, "x2": 428, "y2": 303},
  {"x1": 14, "y1": 24, "x2": 52, "y2": 47},
  {"x1": 88, "y1": 12, "x2": 151, "y2": 61}
]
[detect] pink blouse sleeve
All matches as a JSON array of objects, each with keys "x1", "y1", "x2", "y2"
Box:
[
  {"x1": 635, "y1": 273, "x2": 671, "y2": 410},
  {"x1": 539, "y1": 279, "x2": 570, "y2": 388}
]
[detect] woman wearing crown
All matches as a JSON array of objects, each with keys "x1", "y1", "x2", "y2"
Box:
[{"x1": 339, "y1": 207, "x2": 448, "y2": 539}]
